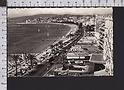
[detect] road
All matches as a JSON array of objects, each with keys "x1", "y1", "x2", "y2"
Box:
[
  {"x1": 25, "y1": 26, "x2": 84, "y2": 77},
  {"x1": 8, "y1": 23, "x2": 80, "y2": 77},
  {"x1": 26, "y1": 55, "x2": 61, "y2": 76}
]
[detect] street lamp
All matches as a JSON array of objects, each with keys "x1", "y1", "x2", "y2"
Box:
[
  {"x1": 60, "y1": 2, "x2": 62, "y2": 5},
  {"x1": 52, "y1": 2, "x2": 54, "y2": 6},
  {"x1": 75, "y1": 2, "x2": 77, "y2": 6},
  {"x1": 67, "y1": 2, "x2": 70, "y2": 6},
  {"x1": 44, "y1": 2, "x2": 46, "y2": 6}
]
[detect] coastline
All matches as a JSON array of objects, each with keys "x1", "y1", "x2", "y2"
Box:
[
  {"x1": 8, "y1": 22, "x2": 78, "y2": 54},
  {"x1": 35, "y1": 23, "x2": 79, "y2": 59}
]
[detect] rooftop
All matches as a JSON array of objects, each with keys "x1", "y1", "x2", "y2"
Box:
[{"x1": 90, "y1": 54, "x2": 105, "y2": 64}]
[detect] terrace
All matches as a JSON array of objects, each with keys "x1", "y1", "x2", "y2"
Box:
[{"x1": 90, "y1": 54, "x2": 105, "y2": 64}]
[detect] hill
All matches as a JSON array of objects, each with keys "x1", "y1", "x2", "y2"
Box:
[{"x1": 8, "y1": 14, "x2": 58, "y2": 24}]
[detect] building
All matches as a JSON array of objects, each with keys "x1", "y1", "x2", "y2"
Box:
[
  {"x1": 96, "y1": 15, "x2": 113, "y2": 76},
  {"x1": 103, "y1": 16, "x2": 113, "y2": 76}
]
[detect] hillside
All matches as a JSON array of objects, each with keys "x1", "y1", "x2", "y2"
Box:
[{"x1": 8, "y1": 14, "x2": 58, "y2": 24}]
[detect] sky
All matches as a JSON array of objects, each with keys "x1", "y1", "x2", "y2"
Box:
[{"x1": 8, "y1": 8, "x2": 112, "y2": 18}]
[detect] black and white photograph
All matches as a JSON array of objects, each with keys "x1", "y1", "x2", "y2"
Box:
[{"x1": 7, "y1": 8, "x2": 113, "y2": 77}]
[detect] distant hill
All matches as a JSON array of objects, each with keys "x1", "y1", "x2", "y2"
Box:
[
  {"x1": 8, "y1": 14, "x2": 92, "y2": 24},
  {"x1": 8, "y1": 14, "x2": 58, "y2": 24}
]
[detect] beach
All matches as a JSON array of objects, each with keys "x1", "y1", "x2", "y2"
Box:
[{"x1": 8, "y1": 23, "x2": 78, "y2": 54}]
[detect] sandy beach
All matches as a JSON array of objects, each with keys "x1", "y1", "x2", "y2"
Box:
[{"x1": 8, "y1": 23, "x2": 78, "y2": 54}]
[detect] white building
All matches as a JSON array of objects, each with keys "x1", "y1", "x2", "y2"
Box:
[{"x1": 97, "y1": 15, "x2": 113, "y2": 76}]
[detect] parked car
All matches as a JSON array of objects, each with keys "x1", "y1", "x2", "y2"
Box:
[{"x1": 20, "y1": 64, "x2": 29, "y2": 74}]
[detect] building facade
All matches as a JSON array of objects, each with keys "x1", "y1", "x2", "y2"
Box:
[{"x1": 97, "y1": 15, "x2": 113, "y2": 76}]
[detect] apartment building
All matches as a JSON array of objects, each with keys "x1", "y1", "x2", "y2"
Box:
[{"x1": 97, "y1": 15, "x2": 113, "y2": 76}]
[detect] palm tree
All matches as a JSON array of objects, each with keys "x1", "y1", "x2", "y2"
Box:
[
  {"x1": 13, "y1": 54, "x2": 19, "y2": 77},
  {"x1": 61, "y1": 53, "x2": 67, "y2": 67},
  {"x1": 28, "y1": 54, "x2": 37, "y2": 68},
  {"x1": 50, "y1": 45, "x2": 56, "y2": 54},
  {"x1": 58, "y1": 40, "x2": 63, "y2": 49},
  {"x1": 50, "y1": 44, "x2": 54, "y2": 49}
]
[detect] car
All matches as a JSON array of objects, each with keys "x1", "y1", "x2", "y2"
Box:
[
  {"x1": 20, "y1": 64, "x2": 29, "y2": 74},
  {"x1": 21, "y1": 64, "x2": 29, "y2": 69}
]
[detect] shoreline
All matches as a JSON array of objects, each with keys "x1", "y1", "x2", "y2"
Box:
[
  {"x1": 35, "y1": 23, "x2": 79, "y2": 59},
  {"x1": 8, "y1": 22, "x2": 78, "y2": 55}
]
